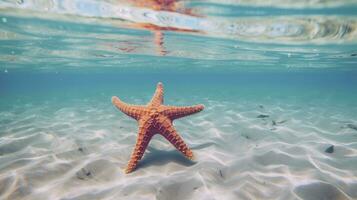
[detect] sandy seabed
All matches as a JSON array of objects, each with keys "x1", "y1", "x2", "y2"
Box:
[{"x1": 1, "y1": 98, "x2": 357, "y2": 200}]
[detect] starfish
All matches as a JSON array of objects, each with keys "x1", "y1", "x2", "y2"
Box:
[{"x1": 112, "y1": 82, "x2": 204, "y2": 173}]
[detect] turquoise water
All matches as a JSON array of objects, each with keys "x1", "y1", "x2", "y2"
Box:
[{"x1": 1, "y1": 1, "x2": 357, "y2": 200}]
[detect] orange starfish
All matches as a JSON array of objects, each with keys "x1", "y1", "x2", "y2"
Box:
[{"x1": 112, "y1": 82, "x2": 204, "y2": 173}]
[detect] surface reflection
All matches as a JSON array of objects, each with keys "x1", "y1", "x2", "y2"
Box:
[
  {"x1": 123, "y1": 0, "x2": 201, "y2": 56},
  {"x1": 0, "y1": 0, "x2": 356, "y2": 70}
]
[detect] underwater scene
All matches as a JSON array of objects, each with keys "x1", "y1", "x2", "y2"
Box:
[{"x1": 1, "y1": 0, "x2": 357, "y2": 199}]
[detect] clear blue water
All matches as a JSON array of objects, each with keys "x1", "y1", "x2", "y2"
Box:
[{"x1": 1, "y1": 1, "x2": 357, "y2": 200}]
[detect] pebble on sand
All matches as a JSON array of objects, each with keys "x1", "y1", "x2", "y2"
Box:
[
  {"x1": 76, "y1": 168, "x2": 92, "y2": 180},
  {"x1": 325, "y1": 145, "x2": 334, "y2": 153}
]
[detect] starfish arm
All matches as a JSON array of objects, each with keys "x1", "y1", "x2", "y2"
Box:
[
  {"x1": 125, "y1": 119, "x2": 153, "y2": 173},
  {"x1": 162, "y1": 104, "x2": 204, "y2": 120},
  {"x1": 157, "y1": 116, "x2": 194, "y2": 159},
  {"x1": 112, "y1": 96, "x2": 146, "y2": 120},
  {"x1": 149, "y1": 82, "x2": 164, "y2": 106}
]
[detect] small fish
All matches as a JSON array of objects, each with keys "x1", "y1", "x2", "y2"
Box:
[
  {"x1": 257, "y1": 114, "x2": 269, "y2": 118},
  {"x1": 325, "y1": 145, "x2": 334, "y2": 153},
  {"x1": 277, "y1": 120, "x2": 287, "y2": 124},
  {"x1": 259, "y1": 105, "x2": 264, "y2": 109},
  {"x1": 219, "y1": 169, "x2": 224, "y2": 178},
  {"x1": 347, "y1": 124, "x2": 357, "y2": 131}
]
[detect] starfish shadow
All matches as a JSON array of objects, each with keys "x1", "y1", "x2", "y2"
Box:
[
  {"x1": 191, "y1": 142, "x2": 215, "y2": 150},
  {"x1": 137, "y1": 146, "x2": 196, "y2": 169}
]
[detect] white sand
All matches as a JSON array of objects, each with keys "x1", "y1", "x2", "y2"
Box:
[{"x1": 0, "y1": 98, "x2": 357, "y2": 200}]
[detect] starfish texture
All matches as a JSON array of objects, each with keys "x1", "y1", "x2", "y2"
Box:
[{"x1": 112, "y1": 82, "x2": 204, "y2": 173}]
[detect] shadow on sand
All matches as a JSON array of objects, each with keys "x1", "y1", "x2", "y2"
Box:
[
  {"x1": 136, "y1": 142, "x2": 215, "y2": 169},
  {"x1": 137, "y1": 147, "x2": 196, "y2": 169}
]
